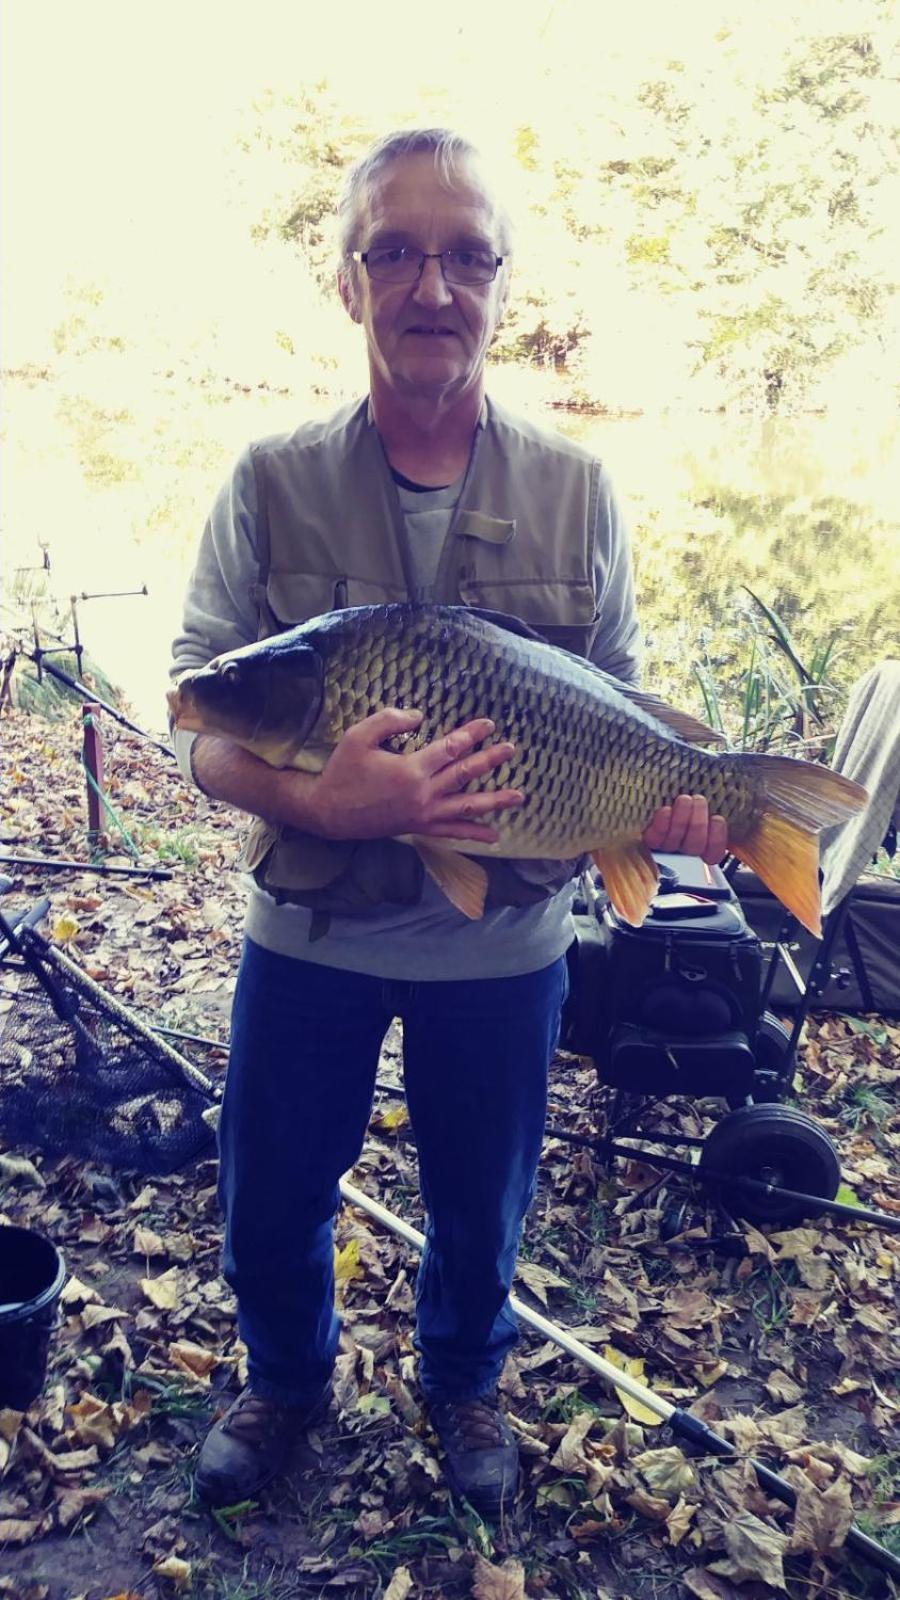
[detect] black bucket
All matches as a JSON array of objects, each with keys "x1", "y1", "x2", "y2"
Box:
[{"x1": 0, "y1": 1225, "x2": 66, "y2": 1409}]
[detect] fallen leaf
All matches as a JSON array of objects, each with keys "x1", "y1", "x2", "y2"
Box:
[
  {"x1": 133, "y1": 1225, "x2": 166, "y2": 1257},
  {"x1": 383, "y1": 1569, "x2": 414, "y2": 1600},
  {"x1": 602, "y1": 1346, "x2": 663, "y2": 1426},
  {"x1": 788, "y1": 1475, "x2": 855, "y2": 1557},
  {"x1": 334, "y1": 1239, "x2": 365, "y2": 1284},
  {"x1": 472, "y1": 1554, "x2": 527, "y2": 1599},
  {"x1": 151, "y1": 1555, "x2": 192, "y2": 1590},
  {"x1": 765, "y1": 1368, "x2": 804, "y2": 1405},
  {"x1": 710, "y1": 1510, "x2": 788, "y2": 1589},
  {"x1": 633, "y1": 1445, "x2": 696, "y2": 1500},
  {"x1": 682, "y1": 1570, "x2": 738, "y2": 1599},
  {"x1": 141, "y1": 1267, "x2": 180, "y2": 1311},
  {"x1": 515, "y1": 1259, "x2": 569, "y2": 1306},
  {"x1": 0, "y1": 1515, "x2": 42, "y2": 1544},
  {"x1": 52, "y1": 913, "x2": 80, "y2": 943},
  {"x1": 169, "y1": 1340, "x2": 218, "y2": 1383},
  {"x1": 55, "y1": 1486, "x2": 109, "y2": 1529}
]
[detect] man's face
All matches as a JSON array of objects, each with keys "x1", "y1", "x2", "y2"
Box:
[{"x1": 339, "y1": 149, "x2": 509, "y2": 406}]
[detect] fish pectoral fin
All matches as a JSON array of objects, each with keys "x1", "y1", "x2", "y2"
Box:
[
  {"x1": 410, "y1": 838, "x2": 488, "y2": 920},
  {"x1": 591, "y1": 841, "x2": 659, "y2": 927},
  {"x1": 730, "y1": 813, "x2": 823, "y2": 938},
  {"x1": 238, "y1": 817, "x2": 278, "y2": 872}
]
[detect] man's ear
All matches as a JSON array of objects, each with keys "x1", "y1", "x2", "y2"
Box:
[{"x1": 337, "y1": 266, "x2": 362, "y2": 324}]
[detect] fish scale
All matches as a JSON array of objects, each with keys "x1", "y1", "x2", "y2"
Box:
[{"x1": 169, "y1": 602, "x2": 868, "y2": 933}]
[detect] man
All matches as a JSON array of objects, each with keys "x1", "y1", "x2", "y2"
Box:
[{"x1": 171, "y1": 128, "x2": 726, "y2": 1520}]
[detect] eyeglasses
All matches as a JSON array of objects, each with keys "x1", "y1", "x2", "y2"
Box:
[{"x1": 351, "y1": 245, "x2": 505, "y2": 286}]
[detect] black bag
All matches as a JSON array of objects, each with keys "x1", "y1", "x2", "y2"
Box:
[{"x1": 563, "y1": 855, "x2": 774, "y2": 1103}]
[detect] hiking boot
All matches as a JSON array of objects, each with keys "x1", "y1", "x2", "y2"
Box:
[
  {"x1": 429, "y1": 1391, "x2": 520, "y2": 1520},
  {"x1": 195, "y1": 1384, "x2": 331, "y2": 1506}
]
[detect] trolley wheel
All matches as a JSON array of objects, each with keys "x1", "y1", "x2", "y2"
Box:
[
  {"x1": 751, "y1": 1011, "x2": 794, "y2": 1103},
  {"x1": 698, "y1": 1103, "x2": 841, "y2": 1224}
]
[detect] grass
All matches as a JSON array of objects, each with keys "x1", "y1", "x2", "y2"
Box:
[
  {"x1": 844, "y1": 1085, "x2": 894, "y2": 1133},
  {"x1": 747, "y1": 1260, "x2": 796, "y2": 1337}
]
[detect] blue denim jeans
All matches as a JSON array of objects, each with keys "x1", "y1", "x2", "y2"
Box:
[{"x1": 217, "y1": 938, "x2": 568, "y2": 1406}]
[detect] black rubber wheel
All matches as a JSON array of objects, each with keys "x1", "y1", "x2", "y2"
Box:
[
  {"x1": 698, "y1": 1103, "x2": 841, "y2": 1224},
  {"x1": 751, "y1": 1011, "x2": 794, "y2": 1103}
]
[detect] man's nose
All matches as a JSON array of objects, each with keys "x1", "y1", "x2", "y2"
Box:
[{"x1": 412, "y1": 256, "x2": 453, "y2": 308}]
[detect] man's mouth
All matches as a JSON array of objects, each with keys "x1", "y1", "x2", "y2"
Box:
[{"x1": 405, "y1": 325, "x2": 457, "y2": 337}]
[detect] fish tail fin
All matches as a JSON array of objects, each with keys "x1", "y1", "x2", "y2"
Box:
[
  {"x1": 732, "y1": 755, "x2": 868, "y2": 937},
  {"x1": 591, "y1": 841, "x2": 659, "y2": 927},
  {"x1": 411, "y1": 838, "x2": 488, "y2": 920}
]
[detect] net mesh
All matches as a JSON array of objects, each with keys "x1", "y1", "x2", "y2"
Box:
[{"x1": 0, "y1": 933, "x2": 217, "y2": 1175}]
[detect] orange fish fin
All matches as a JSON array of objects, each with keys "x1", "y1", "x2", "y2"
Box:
[
  {"x1": 591, "y1": 841, "x2": 659, "y2": 927},
  {"x1": 730, "y1": 813, "x2": 823, "y2": 937},
  {"x1": 411, "y1": 839, "x2": 488, "y2": 920},
  {"x1": 742, "y1": 753, "x2": 868, "y2": 831}
]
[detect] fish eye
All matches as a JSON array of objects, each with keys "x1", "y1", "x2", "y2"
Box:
[{"x1": 220, "y1": 661, "x2": 241, "y2": 683}]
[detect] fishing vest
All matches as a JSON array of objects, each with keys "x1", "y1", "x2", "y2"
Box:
[{"x1": 245, "y1": 395, "x2": 602, "y2": 917}]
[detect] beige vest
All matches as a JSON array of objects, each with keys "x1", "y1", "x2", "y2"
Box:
[{"x1": 247, "y1": 396, "x2": 602, "y2": 912}]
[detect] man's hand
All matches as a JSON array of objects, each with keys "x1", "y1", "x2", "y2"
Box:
[
  {"x1": 643, "y1": 794, "x2": 728, "y2": 864},
  {"x1": 309, "y1": 709, "x2": 523, "y2": 843}
]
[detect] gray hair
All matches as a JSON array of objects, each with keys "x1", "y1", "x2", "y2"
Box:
[{"x1": 336, "y1": 127, "x2": 513, "y2": 261}]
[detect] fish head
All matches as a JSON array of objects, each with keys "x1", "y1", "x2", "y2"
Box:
[{"x1": 168, "y1": 634, "x2": 324, "y2": 765}]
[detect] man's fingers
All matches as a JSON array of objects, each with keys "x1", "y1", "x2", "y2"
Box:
[
  {"x1": 433, "y1": 787, "x2": 524, "y2": 822},
  {"x1": 348, "y1": 706, "x2": 425, "y2": 747},
  {"x1": 677, "y1": 794, "x2": 710, "y2": 857},
  {"x1": 701, "y1": 813, "x2": 729, "y2": 864},
  {"x1": 430, "y1": 740, "x2": 516, "y2": 796},
  {"x1": 418, "y1": 718, "x2": 497, "y2": 776}
]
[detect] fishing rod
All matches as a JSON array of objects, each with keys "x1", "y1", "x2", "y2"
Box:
[
  {"x1": 0, "y1": 854, "x2": 174, "y2": 881},
  {"x1": 340, "y1": 1177, "x2": 900, "y2": 1583}
]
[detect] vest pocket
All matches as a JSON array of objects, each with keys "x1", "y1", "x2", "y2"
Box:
[
  {"x1": 458, "y1": 578, "x2": 598, "y2": 656},
  {"x1": 266, "y1": 571, "x2": 409, "y2": 627}
]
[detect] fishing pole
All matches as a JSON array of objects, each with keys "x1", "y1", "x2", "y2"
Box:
[{"x1": 340, "y1": 1177, "x2": 900, "y2": 1582}]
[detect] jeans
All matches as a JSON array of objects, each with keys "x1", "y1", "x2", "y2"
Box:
[{"x1": 217, "y1": 938, "x2": 568, "y2": 1406}]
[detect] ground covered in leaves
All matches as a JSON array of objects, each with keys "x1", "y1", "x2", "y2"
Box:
[{"x1": 0, "y1": 701, "x2": 898, "y2": 1600}]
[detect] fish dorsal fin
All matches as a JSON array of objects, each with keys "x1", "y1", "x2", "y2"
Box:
[
  {"x1": 574, "y1": 661, "x2": 725, "y2": 745},
  {"x1": 463, "y1": 607, "x2": 548, "y2": 645},
  {"x1": 408, "y1": 837, "x2": 488, "y2": 919},
  {"x1": 464, "y1": 608, "x2": 723, "y2": 745},
  {"x1": 591, "y1": 841, "x2": 659, "y2": 927},
  {"x1": 615, "y1": 687, "x2": 725, "y2": 746}
]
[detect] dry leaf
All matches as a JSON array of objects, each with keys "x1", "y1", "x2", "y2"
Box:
[
  {"x1": 710, "y1": 1510, "x2": 788, "y2": 1589},
  {"x1": 141, "y1": 1267, "x2": 180, "y2": 1311},
  {"x1": 765, "y1": 1368, "x2": 804, "y2": 1405},
  {"x1": 0, "y1": 1515, "x2": 42, "y2": 1543},
  {"x1": 52, "y1": 913, "x2": 80, "y2": 943},
  {"x1": 634, "y1": 1445, "x2": 696, "y2": 1501},
  {"x1": 683, "y1": 1569, "x2": 738, "y2": 1599},
  {"x1": 372, "y1": 1104, "x2": 410, "y2": 1131},
  {"x1": 515, "y1": 1259, "x2": 569, "y2": 1307},
  {"x1": 383, "y1": 1569, "x2": 414, "y2": 1600},
  {"x1": 666, "y1": 1494, "x2": 698, "y2": 1546},
  {"x1": 169, "y1": 1340, "x2": 218, "y2": 1382},
  {"x1": 602, "y1": 1346, "x2": 663, "y2": 1426},
  {"x1": 133, "y1": 1225, "x2": 166, "y2": 1257},
  {"x1": 788, "y1": 1474, "x2": 855, "y2": 1557},
  {"x1": 334, "y1": 1239, "x2": 365, "y2": 1284},
  {"x1": 151, "y1": 1555, "x2": 192, "y2": 1590},
  {"x1": 55, "y1": 1487, "x2": 109, "y2": 1529},
  {"x1": 472, "y1": 1554, "x2": 527, "y2": 1600}
]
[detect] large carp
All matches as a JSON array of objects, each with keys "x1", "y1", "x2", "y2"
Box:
[{"x1": 168, "y1": 604, "x2": 867, "y2": 933}]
